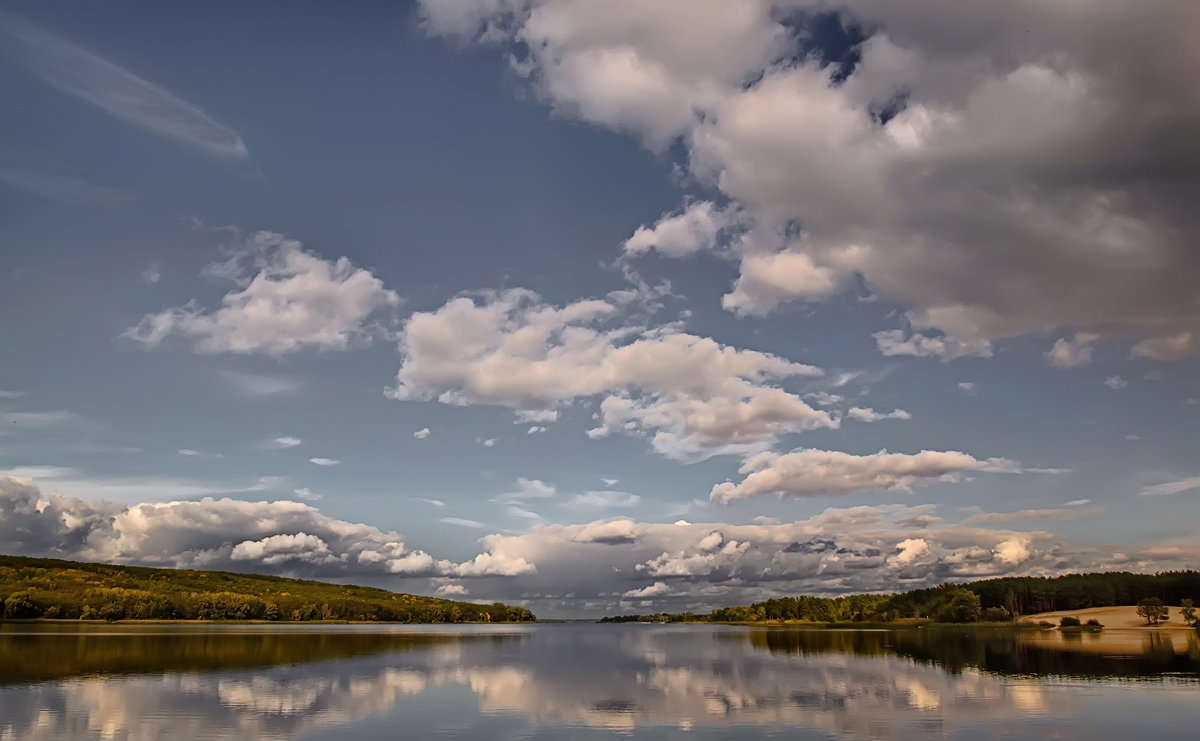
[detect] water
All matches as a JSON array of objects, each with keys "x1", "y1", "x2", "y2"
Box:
[{"x1": 1, "y1": 623, "x2": 1197, "y2": 740}]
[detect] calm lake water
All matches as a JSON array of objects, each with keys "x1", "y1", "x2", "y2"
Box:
[{"x1": 1, "y1": 623, "x2": 1198, "y2": 740}]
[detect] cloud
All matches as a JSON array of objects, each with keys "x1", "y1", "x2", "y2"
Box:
[
  {"x1": 293, "y1": 487, "x2": 322, "y2": 502},
  {"x1": 219, "y1": 370, "x2": 304, "y2": 398},
  {"x1": 435, "y1": 583, "x2": 468, "y2": 597},
  {"x1": 6, "y1": 474, "x2": 1199, "y2": 614},
  {"x1": 623, "y1": 201, "x2": 738, "y2": 257},
  {"x1": 710, "y1": 448, "x2": 1016, "y2": 503},
  {"x1": 601, "y1": 477, "x2": 619, "y2": 487},
  {"x1": 1063, "y1": 499, "x2": 1091, "y2": 507},
  {"x1": 0, "y1": 466, "x2": 283, "y2": 505},
  {"x1": 0, "y1": 10, "x2": 250, "y2": 161},
  {"x1": 178, "y1": 448, "x2": 221, "y2": 458},
  {"x1": 515, "y1": 409, "x2": 558, "y2": 424},
  {"x1": 494, "y1": 478, "x2": 557, "y2": 504},
  {"x1": 805, "y1": 391, "x2": 843, "y2": 407},
  {"x1": 573, "y1": 519, "x2": 640, "y2": 545},
  {"x1": 480, "y1": 438, "x2": 497, "y2": 447},
  {"x1": 140, "y1": 262, "x2": 162, "y2": 284},
  {"x1": 0, "y1": 389, "x2": 25, "y2": 399},
  {"x1": 422, "y1": 1, "x2": 1200, "y2": 360},
  {"x1": 623, "y1": 581, "x2": 670, "y2": 598},
  {"x1": 957, "y1": 382, "x2": 975, "y2": 395},
  {"x1": 424, "y1": 504, "x2": 1200, "y2": 614},
  {"x1": 0, "y1": 169, "x2": 138, "y2": 206},
  {"x1": 723, "y1": 247, "x2": 861, "y2": 317},
  {"x1": 1140, "y1": 476, "x2": 1200, "y2": 497},
  {"x1": 1104, "y1": 375, "x2": 1128, "y2": 390},
  {"x1": 562, "y1": 490, "x2": 641, "y2": 512},
  {"x1": 1045, "y1": 332, "x2": 1098, "y2": 369},
  {"x1": 873, "y1": 331, "x2": 992, "y2": 362},
  {"x1": 440, "y1": 517, "x2": 486, "y2": 529},
  {"x1": 126, "y1": 231, "x2": 399, "y2": 357},
  {"x1": 308, "y1": 457, "x2": 340, "y2": 467},
  {"x1": 889, "y1": 538, "x2": 930, "y2": 569},
  {"x1": 266, "y1": 436, "x2": 302, "y2": 449},
  {"x1": 413, "y1": 428, "x2": 431, "y2": 439},
  {"x1": 389, "y1": 289, "x2": 830, "y2": 459},
  {"x1": 527, "y1": 426, "x2": 546, "y2": 435},
  {"x1": 413, "y1": 497, "x2": 445, "y2": 507},
  {"x1": 1, "y1": 409, "x2": 87, "y2": 429},
  {"x1": 963, "y1": 509, "x2": 1093, "y2": 525},
  {"x1": 0, "y1": 475, "x2": 529, "y2": 578},
  {"x1": 846, "y1": 407, "x2": 912, "y2": 423}
]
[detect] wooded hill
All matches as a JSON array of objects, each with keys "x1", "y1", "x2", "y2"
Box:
[
  {"x1": 0, "y1": 554, "x2": 536, "y2": 623},
  {"x1": 601, "y1": 570, "x2": 1200, "y2": 624}
]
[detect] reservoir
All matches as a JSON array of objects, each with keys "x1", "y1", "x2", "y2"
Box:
[{"x1": 1, "y1": 622, "x2": 1197, "y2": 739}]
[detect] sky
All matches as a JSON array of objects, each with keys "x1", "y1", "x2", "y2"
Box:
[{"x1": 1, "y1": 1, "x2": 1198, "y2": 618}]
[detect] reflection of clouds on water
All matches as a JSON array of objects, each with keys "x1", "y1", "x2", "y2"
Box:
[{"x1": 1, "y1": 627, "x2": 1195, "y2": 740}]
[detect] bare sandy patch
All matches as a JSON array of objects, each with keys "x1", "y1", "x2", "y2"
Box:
[
  {"x1": 1016, "y1": 605, "x2": 1198, "y2": 655},
  {"x1": 1020, "y1": 605, "x2": 1195, "y2": 629}
]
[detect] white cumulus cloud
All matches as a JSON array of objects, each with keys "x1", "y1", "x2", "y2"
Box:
[
  {"x1": 710, "y1": 448, "x2": 1015, "y2": 503},
  {"x1": 126, "y1": 231, "x2": 399, "y2": 357},
  {"x1": 389, "y1": 289, "x2": 830, "y2": 459},
  {"x1": 420, "y1": 0, "x2": 1200, "y2": 360}
]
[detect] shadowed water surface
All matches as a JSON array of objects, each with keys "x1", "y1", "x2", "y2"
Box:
[{"x1": 0, "y1": 623, "x2": 1197, "y2": 740}]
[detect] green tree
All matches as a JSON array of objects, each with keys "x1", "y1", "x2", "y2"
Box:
[
  {"x1": 937, "y1": 589, "x2": 982, "y2": 623},
  {"x1": 982, "y1": 606, "x2": 1010, "y2": 622},
  {"x1": 1136, "y1": 596, "x2": 1169, "y2": 625},
  {"x1": 1181, "y1": 598, "x2": 1196, "y2": 626}
]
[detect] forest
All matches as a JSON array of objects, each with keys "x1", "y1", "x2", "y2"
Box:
[
  {"x1": 0, "y1": 554, "x2": 536, "y2": 623},
  {"x1": 601, "y1": 570, "x2": 1200, "y2": 624}
]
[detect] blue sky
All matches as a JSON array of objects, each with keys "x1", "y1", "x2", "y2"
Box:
[{"x1": 1, "y1": 1, "x2": 1198, "y2": 617}]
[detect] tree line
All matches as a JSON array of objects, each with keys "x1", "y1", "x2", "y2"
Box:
[
  {"x1": 601, "y1": 570, "x2": 1200, "y2": 625},
  {"x1": 0, "y1": 555, "x2": 536, "y2": 623}
]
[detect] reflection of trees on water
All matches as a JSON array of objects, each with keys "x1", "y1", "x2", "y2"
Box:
[
  {"x1": 0, "y1": 625, "x2": 526, "y2": 685},
  {"x1": 744, "y1": 627, "x2": 1200, "y2": 679}
]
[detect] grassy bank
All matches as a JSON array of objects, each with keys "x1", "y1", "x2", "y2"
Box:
[{"x1": 0, "y1": 554, "x2": 536, "y2": 623}]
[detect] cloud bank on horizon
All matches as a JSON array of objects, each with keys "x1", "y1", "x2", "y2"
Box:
[
  {"x1": 1, "y1": 1, "x2": 1198, "y2": 617},
  {"x1": 4, "y1": 474, "x2": 1195, "y2": 617}
]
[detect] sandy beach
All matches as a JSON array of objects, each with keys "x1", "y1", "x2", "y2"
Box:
[
  {"x1": 1020, "y1": 605, "x2": 1196, "y2": 630},
  {"x1": 1016, "y1": 605, "x2": 1199, "y2": 656}
]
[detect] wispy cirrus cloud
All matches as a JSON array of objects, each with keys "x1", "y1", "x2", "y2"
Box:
[
  {"x1": 219, "y1": 370, "x2": 305, "y2": 398},
  {"x1": 1140, "y1": 476, "x2": 1200, "y2": 497},
  {"x1": 0, "y1": 466, "x2": 263, "y2": 504},
  {"x1": 0, "y1": 169, "x2": 138, "y2": 205},
  {"x1": 963, "y1": 508, "x2": 1096, "y2": 525},
  {"x1": 1, "y1": 409, "x2": 89, "y2": 429},
  {"x1": 0, "y1": 10, "x2": 250, "y2": 162},
  {"x1": 440, "y1": 517, "x2": 485, "y2": 529},
  {"x1": 178, "y1": 448, "x2": 222, "y2": 458}
]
